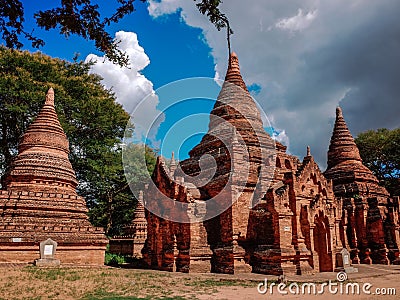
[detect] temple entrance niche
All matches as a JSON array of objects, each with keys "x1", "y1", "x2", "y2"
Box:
[
  {"x1": 313, "y1": 211, "x2": 333, "y2": 272},
  {"x1": 300, "y1": 206, "x2": 312, "y2": 256}
]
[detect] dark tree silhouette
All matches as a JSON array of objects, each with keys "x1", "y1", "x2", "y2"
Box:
[
  {"x1": 195, "y1": 0, "x2": 233, "y2": 56},
  {"x1": 0, "y1": 0, "x2": 228, "y2": 67},
  {"x1": 355, "y1": 128, "x2": 400, "y2": 196}
]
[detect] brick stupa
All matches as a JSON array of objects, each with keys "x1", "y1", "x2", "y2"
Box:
[
  {"x1": 325, "y1": 107, "x2": 389, "y2": 198},
  {"x1": 324, "y1": 107, "x2": 395, "y2": 264},
  {"x1": 143, "y1": 53, "x2": 338, "y2": 275},
  {"x1": 109, "y1": 191, "x2": 147, "y2": 257},
  {"x1": 0, "y1": 88, "x2": 108, "y2": 265},
  {"x1": 137, "y1": 53, "x2": 399, "y2": 275}
]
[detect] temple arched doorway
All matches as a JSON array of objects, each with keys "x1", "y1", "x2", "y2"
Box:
[{"x1": 313, "y1": 211, "x2": 333, "y2": 272}]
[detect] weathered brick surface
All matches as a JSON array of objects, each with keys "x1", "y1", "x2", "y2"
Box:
[
  {"x1": 142, "y1": 53, "x2": 399, "y2": 275},
  {"x1": 0, "y1": 89, "x2": 108, "y2": 265},
  {"x1": 324, "y1": 107, "x2": 399, "y2": 264},
  {"x1": 143, "y1": 53, "x2": 347, "y2": 275}
]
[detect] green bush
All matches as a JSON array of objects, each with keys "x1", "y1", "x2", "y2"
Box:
[{"x1": 104, "y1": 252, "x2": 126, "y2": 266}]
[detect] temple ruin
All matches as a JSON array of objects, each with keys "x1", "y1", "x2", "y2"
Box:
[
  {"x1": 0, "y1": 88, "x2": 108, "y2": 265},
  {"x1": 1, "y1": 53, "x2": 398, "y2": 273},
  {"x1": 109, "y1": 191, "x2": 147, "y2": 257},
  {"x1": 138, "y1": 53, "x2": 400, "y2": 274}
]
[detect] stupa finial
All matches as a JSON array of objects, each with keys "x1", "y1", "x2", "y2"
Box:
[
  {"x1": 225, "y1": 52, "x2": 248, "y2": 92},
  {"x1": 336, "y1": 106, "x2": 342, "y2": 117},
  {"x1": 45, "y1": 88, "x2": 55, "y2": 106}
]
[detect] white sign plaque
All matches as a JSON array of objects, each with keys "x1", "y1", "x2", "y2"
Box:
[
  {"x1": 44, "y1": 244, "x2": 53, "y2": 255},
  {"x1": 12, "y1": 237, "x2": 22, "y2": 242},
  {"x1": 284, "y1": 226, "x2": 291, "y2": 232},
  {"x1": 343, "y1": 254, "x2": 349, "y2": 265}
]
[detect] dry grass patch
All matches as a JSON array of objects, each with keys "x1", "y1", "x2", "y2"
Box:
[{"x1": 0, "y1": 266, "x2": 257, "y2": 300}]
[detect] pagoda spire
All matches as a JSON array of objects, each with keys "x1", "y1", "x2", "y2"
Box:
[
  {"x1": 202, "y1": 51, "x2": 270, "y2": 145},
  {"x1": 325, "y1": 106, "x2": 382, "y2": 193},
  {"x1": 133, "y1": 191, "x2": 146, "y2": 222},
  {"x1": 3, "y1": 88, "x2": 78, "y2": 193},
  {"x1": 170, "y1": 151, "x2": 177, "y2": 175},
  {"x1": 185, "y1": 51, "x2": 274, "y2": 190},
  {"x1": 224, "y1": 52, "x2": 248, "y2": 92},
  {"x1": 130, "y1": 190, "x2": 147, "y2": 254},
  {"x1": 327, "y1": 107, "x2": 362, "y2": 169},
  {"x1": 45, "y1": 87, "x2": 55, "y2": 106}
]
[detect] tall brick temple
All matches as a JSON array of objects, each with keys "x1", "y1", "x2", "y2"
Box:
[
  {"x1": 0, "y1": 88, "x2": 108, "y2": 265},
  {"x1": 141, "y1": 52, "x2": 399, "y2": 275}
]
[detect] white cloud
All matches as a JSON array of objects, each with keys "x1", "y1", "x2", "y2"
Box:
[
  {"x1": 85, "y1": 31, "x2": 164, "y2": 144},
  {"x1": 213, "y1": 64, "x2": 222, "y2": 86},
  {"x1": 275, "y1": 9, "x2": 318, "y2": 32},
  {"x1": 272, "y1": 130, "x2": 290, "y2": 149},
  {"x1": 148, "y1": 0, "x2": 180, "y2": 17}
]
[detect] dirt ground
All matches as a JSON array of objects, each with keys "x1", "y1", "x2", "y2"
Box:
[
  {"x1": 0, "y1": 264, "x2": 399, "y2": 300},
  {"x1": 198, "y1": 273, "x2": 400, "y2": 300}
]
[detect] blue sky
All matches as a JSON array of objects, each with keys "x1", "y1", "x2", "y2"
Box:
[
  {"x1": 7, "y1": 1, "x2": 400, "y2": 167},
  {"x1": 19, "y1": 1, "x2": 221, "y2": 160},
  {"x1": 21, "y1": 2, "x2": 215, "y2": 87}
]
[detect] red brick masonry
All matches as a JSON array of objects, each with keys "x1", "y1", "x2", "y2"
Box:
[
  {"x1": 0, "y1": 88, "x2": 108, "y2": 265},
  {"x1": 141, "y1": 53, "x2": 400, "y2": 275}
]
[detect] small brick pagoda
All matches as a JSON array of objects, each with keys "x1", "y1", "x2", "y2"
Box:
[
  {"x1": 141, "y1": 52, "x2": 399, "y2": 274},
  {"x1": 109, "y1": 191, "x2": 147, "y2": 257},
  {"x1": 324, "y1": 107, "x2": 399, "y2": 264},
  {"x1": 0, "y1": 88, "x2": 108, "y2": 265}
]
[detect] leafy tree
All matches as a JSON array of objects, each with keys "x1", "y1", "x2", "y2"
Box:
[
  {"x1": 88, "y1": 143, "x2": 157, "y2": 235},
  {"x1": 0, "y1": 0, "x2": 146, "y2": 66},
  {"x1": 0, "y1": 47, "x2": 156, "y2": 235},
  {"x1": 195, "y1": 0, "x2": 233, "y2": 54},
  {"x1": 355, "y1": 128, "x2": 400, "y2": 196},
  {"x1": 0, "y1": 0, "x2": 225, "y2": 67}
]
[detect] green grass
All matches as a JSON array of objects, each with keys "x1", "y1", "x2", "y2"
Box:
[{"x1": 25, "y1": 266, "x2": 67, "y2": 280}]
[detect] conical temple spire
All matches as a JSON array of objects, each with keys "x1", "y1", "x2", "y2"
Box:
[
  {"x1": 169, "y1": 151, "x2": 177, "y2": 175},
  {"x1": 184, "y1": 51, "x2": 275, "y2": 189},
  {"x1": 327, "y1": 106, "x2": 362, "y2": 169},
  {"x1": 132, "y1": 191, "x2": 146, "y2": 221},
  {"x1": 208, "y1": 52, "x2": 264, "y2": 128},
  {"x1": 197, "y1": 51, "x2": 272, "y2": 150},
  {"x1": 225, "y1": 52, "x2": 248, "y2": 92},
  {"x1": 131, "y1": 190, "x2": 147, "y2": 244},
  {"x1": 3, "y1": 88, "x2": 78, "y2": 193},
  {"x1": 325, "y1": 108, "x2": 388, "y2": 198}
]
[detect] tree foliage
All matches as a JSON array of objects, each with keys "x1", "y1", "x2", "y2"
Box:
[
  {"x1": 355, "y1": 128, "x2": 400, "y2": 196},
  {"x1": 88, "y1": 143, "x2": 157, "y2": 235},
  {"x1": 0, "y1": 0, "x2": 226, "y2": 67},
  {"x1": 0, "y1": 47, "x2": 156, "y2": 235},
  {"x1": 195, "y1": 0, "x2": 226, "y2": 31},
  {"x1": 194, "y1": 0, "x2": 233, "y2": 54},
  {"x1": 0, "y1": 0, "x2": 146, "y2": 67}
]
